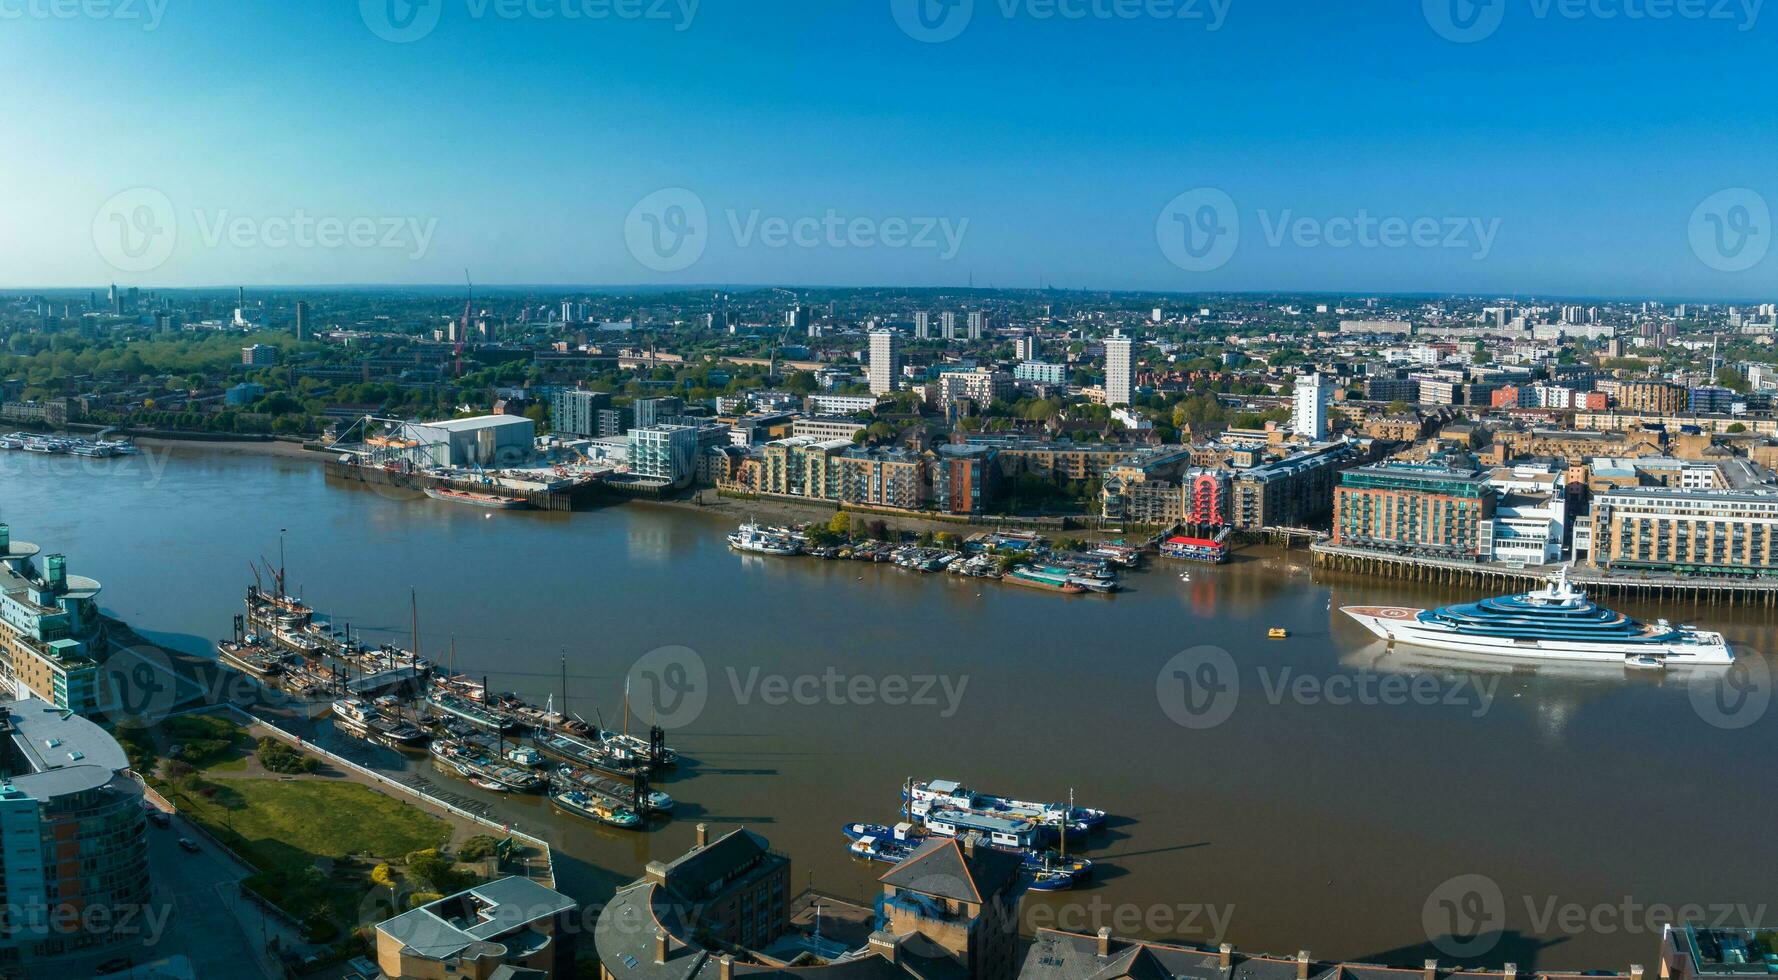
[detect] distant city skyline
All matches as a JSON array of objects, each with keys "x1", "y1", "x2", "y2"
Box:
[{"x1": 1, "y1": 2, "x2": 1772, "y2": 297}]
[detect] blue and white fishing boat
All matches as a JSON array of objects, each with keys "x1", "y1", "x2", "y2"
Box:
[{"x1": 1343, "y1": 566, "x2": 1733, "y2": 667}]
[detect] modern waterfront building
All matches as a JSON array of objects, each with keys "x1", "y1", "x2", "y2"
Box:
[
  {"x1": 629, "y1": 424, "x2": 700, "y2": 486},
  {"x1": 1293, "y1": 372, "x2": 1330, "y2": 440},
  {"x1": 1588, "y1": 487, "x2": 1778, "y2": 576},
  {"x1": 0, "y1": 528, "x2": 103, "y2": 714},
  {"x1": 374, "y1": 875, "x2": 578, "y2": 979},
  {"x1": 836, "y1": 446, "x2": 927, "y2": 509},
  {"x1": 869, "y1": 330, "x2": 902, "y2": 396},
  {"x1": 1230, "y1": 442, "x2": 1356, "y2": 530},
  {"x1": 1104, "y1": 332, "x2": 1132, "y2": 407},
  {"x1": 930, "y1": 444, "x2": 998, "y2": 515},
  {"x1": 1333, "y1": 462, "x2": 1495, "y2": 559},
  {"x1": 548, "y1": 388, "x2": 611, "y2": 439},
  {"x1": 0, "y1": 698, "x2": 152, "y2": 966}
]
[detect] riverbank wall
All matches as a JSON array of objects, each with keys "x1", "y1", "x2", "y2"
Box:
[{"x1": 1313, "y1": 542, "x2": 1778, "y2": 606}]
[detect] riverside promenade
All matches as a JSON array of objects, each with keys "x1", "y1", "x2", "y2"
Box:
[{"x1": 1313, "y1": 542, "x2": 1778, "y2": 606}]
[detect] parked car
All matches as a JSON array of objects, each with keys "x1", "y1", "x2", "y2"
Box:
[
  {"x1": 147, "y1": 811, "x2": 170, "y2": 828},
  {"x1": 177, "y1": 838, "x2": 200, "y2": 853}
]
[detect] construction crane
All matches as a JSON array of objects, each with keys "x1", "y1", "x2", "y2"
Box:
[{"x1": 455, "y1": 270, "x2": 472, "y2": 378}]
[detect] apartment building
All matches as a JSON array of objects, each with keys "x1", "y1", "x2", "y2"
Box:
[{"x1": 1589, "y1": 487, "x2": 1778, "y2": 575}]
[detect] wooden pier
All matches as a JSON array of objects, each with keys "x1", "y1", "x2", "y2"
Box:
[{"x1": 1312, "y1": 543, "x2": 1778, "y2": 606}]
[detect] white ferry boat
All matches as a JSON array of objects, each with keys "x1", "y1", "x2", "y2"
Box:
[
  {"x1": 727, "y1": 522, "x2": 800, "y2": 556},
  {"x1": 1341, "y1": 567, "x2": 1733, "y2": 667}
]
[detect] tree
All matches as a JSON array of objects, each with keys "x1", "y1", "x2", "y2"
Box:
[
  {"x1": 1727, "y1": 422, "x2": 1748, "y2": 433},
  {"x1": 1387, "y1": 400, "x2": 1412, "y2": 415},
  {"x1": 827, "y1": 512, "x2": 851, "y2": 536}
]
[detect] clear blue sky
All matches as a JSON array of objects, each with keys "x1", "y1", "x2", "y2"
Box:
[{"x1": 1, "y1": 0, "x2": 1773, "y2": 298}]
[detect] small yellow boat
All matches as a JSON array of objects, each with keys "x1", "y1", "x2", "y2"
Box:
[{"x1": 1267, "y1": 627, "x2": 1289, "y2": 639}]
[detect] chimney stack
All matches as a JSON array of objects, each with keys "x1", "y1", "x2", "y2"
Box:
[
  {"x1": 962, "y1": 832, "x2": 979, "y2": 857},
  {"x1": 696, "y1": 823, "x2": 708, "y2": 848},
  {"x1": 1096, "y1": 927, "x2": 1112, "y2": 957},
  {"x1": 654, "y1": 931, "x2": 668, "y2": 964},
  {"x1": 868, "y1": 931, "x2": 902, "y2": 965},
  {"x1": 720, "y1": 955, "x2": 734, "y2": 980},
  {"x1": 1631, "y1": 966, "x2": 1645, "y2": 980},
  {"x1": 1219, "y1": 943, "x2": 1234, "y2": 969},
  {"x1": 1424, "y1": 959, "x2": 1439, "y2": 980},
  {"x1": 1297, "y1": 951, "x2": 1311, "y2": 980},
  {"x1": 1504, "y1": 964, "x2": 1518, "y2": 980}
]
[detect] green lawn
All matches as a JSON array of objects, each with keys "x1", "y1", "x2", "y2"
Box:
[
  {"x1": 157, "y1": 731, "x2": 451, "y2": 940},
  {"x1": 171, "y1": 778, "x2": 449, "y2": 864}
]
